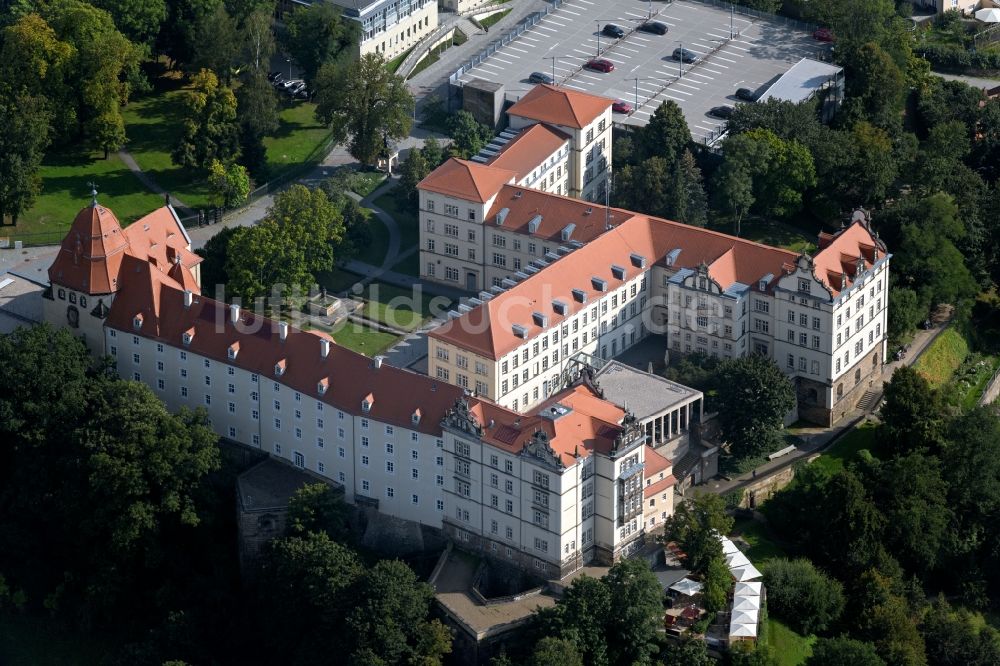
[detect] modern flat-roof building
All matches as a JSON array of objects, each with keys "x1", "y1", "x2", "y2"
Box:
[{"x1": 319, "y1": 0, "x2": 438, "y2": 61}]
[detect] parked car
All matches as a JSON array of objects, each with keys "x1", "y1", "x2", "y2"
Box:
[
  {"x1": 528, "y1": 71, "x2": 554, "y2": 84},
  {"x1": 735, "y1": 87, "x2": 758, "y2": 102},
  {"x1": 638, "y1": 21, "x2": 668, "y2": 35},
  {"x1": 708, "y1": 105, "x2": 735, "y2": 119},
  {"x1": 288, "y1": 83, "x2": 307, "y2": 97},
  {"x1": 671, "y1": 47, "x2": 698, "y2": 64},
  {"x1": 585, "y1": 58, "x2": 615, "y2": 73},
  {"x1": 812, "y1": 27, "x2": 834, "y2": 42},
  {"x1": 270, "y1": 73, "x2": 285, "y2": 87},
  {"x1": 602, "y1": 24, "x2": 625, "y2": 39},
  {"x1": 267, "y1": 71, "x2": 283, "y2": 83},
  {"x1": 612, "y1": 100, "x2": 633, "y2": 114},
  {"x1": 279, "y1": 79, "x2": 304, "y2": 92}
]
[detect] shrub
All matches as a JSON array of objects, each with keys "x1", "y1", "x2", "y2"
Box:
[{"x1": 763, "y1": 558, "x2": 844, "y2": 635}]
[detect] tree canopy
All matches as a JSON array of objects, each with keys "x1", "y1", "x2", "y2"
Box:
[
  {"x1": 714, "y1": 354, "x2": 796, "y2": 459},
  {"x1": 314, "y1": 53, "x2": 413, "y2": 166}
]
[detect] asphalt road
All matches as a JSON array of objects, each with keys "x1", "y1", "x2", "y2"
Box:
[{"x1": 458, "y1": 0, "x2": 830, "y2": 142}]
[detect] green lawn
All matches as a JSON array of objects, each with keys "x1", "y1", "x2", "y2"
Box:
[
  {"x1": 330, "y1": 321, "x2": 400, "y2": 356},
  {"x1": 120, "y1": 77, "x2": 215, "y2": 210},
  {"x1": 362, "y1": 282, "x2": 451, "y2": 331},
  {"x1": 391, "y1": 250, "x2": 420, "y2": 277},
  {"x1": 0, "y1": 613, "x2": 112, "y2": 666},
  {"x1": 914, "y1": 327, "x2": 969, "y2": 388},
  {"x1": 808, "y1": 421, "x2": 882, "y2": 476},
  {"x1": 348, "y1": 172, "x2": 387, "y2": 198},
  {"x1": 479, "y1": 8, "x2": 512, "y2": 29},
  {"x1": 260, "y1": 102, "x2": 332, "y2": 181},
  {"x1": 730, "y1": 518, "x2": 787, "y2": 566},
  {"x1": 316, "y1": 268, "x2": 366, "y2": 295},
  {"x1": 14, "y1": 150, "x2": 165, "y2": 242},
  {"x1": 709, "y1": 217, "x2": 816, "y2": 254},
  {"x1": 766, "y1": 618, "x2": 815, "y2": 666},
  {"x1": 373, "y1": 191, "x2": 419, "y2": 255},
  {"x1": 386, "y1": 47, "x2": 414, "y2": 74},
  {"x1": 354, "y1": 209, "x2": 391, "y2": 267}
]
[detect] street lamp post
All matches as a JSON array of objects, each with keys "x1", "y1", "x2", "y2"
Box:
[
  {"x1": 730, "y1": 4, "x2": 735, "y2": 39},
  {"x1": 595, "y1": 20, "x2": 601, "y2": 56},
  {"x1": 286, "y1": 58, "x2": 292, "y2": 80},
  {"x1": 677, "y1": 42, "x2": 683, "y2": 78}
]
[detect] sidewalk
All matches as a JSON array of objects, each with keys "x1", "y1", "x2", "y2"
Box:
[{"x1": 703, "y1": 321, "x2": 949, "y2": 497}]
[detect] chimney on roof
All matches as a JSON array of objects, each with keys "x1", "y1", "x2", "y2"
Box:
[
  {"x1": 183, "y1": 290, "x2": 193, "y2": 308},
  {"x1": 278, "y1": 321, "x2": 289, "y2": 341},
  {"x1": 229, "y1": 303, "x2": 240, "y2": 324},
  {"x1": 320, "y1": 338, "x2": 331, "y2": 359},
  {"x1": 840, "y1": 272, "x2": 848, "y2": 291}
]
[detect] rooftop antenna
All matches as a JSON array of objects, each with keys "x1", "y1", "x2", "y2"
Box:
[{"x1": 88, "y1": 181, "x2": 98, "y2": 206}]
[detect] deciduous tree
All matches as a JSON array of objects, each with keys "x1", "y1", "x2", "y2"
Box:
[
  {"x1": 661, "y1": 493, "x2": 733, "y2": 573},
  {"x1": 172, "y1": 68, "x2": 240, "y2": 170},
  {"x1": 879, "y1": 366, "x2": 946, "y2": 456},
  {"x1": 207, "y1": 159, "x2": 250, "y2": 208},
  {"x1": 314, "y1": 54, "x2": 414, "y2": 167},
  {"x1": 0, "y1": 90, "x2": 51, "y2": 226},
  {"x1": 714, "y1": 355, "x2": 795, "y2": 460},
  {"x1": 763, "y1": 558, "x2": 845, "y2": 635},
  {"x1": 283, "y1": 2, "x2": 355, "y2": 88},
  {"x1": 287, "y1": 482, "x2": 351, "y2": 543},
  {"x1": 807, "y1": 638, "x2": 885, "y2": 666},
  {"x1": 529, "y1": 637, "x2": 582, "y2": 666}
]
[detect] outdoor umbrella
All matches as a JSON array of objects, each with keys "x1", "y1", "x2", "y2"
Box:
[
  {"x1": 681, "y1": 605, "x2": 701, "y2": 621},
  {"x1": 731, "y1": 564, "x2": 763, "y2": 582},
  {"x1": 729, "y1": 622, "x2": 758, "y2": 638},
  {"x1": 976, "y1": 8, "x2": 1000, "y2": 22},
  {"x1": 721, "y1": 538, "x2": 741, "y2": 555},
  {"x1": 726, "y1": 551, "x2": 752, "y2": 569},
  {"x1": 669, "y1": 578, "x2": 704, "y2": 596},
  {"x1": 732, "y1": 595, "x2": 762, "y2": 611},
  {"x1": 734, "y1": 581, "x2": 763, "y2": 596}
]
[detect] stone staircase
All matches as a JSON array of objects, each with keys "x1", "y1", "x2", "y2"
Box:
[{"x1": 856, "y1": 389, "x2": 882, "y2": 413}]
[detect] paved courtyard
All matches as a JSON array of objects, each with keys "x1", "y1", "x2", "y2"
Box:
[{"x1": 455, "y1": 0, "x2": 829, "y2": 142}]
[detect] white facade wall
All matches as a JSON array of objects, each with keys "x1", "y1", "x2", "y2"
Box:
[
  {"x1": 105, "y1": 324, "x2": 447, "y2": 528},
  {"x1": 355, "y1": 0, "x2": 438, "y2": 61}
]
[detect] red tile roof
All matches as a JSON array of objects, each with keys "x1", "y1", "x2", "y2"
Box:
[
  {"x1": 645, "y1": 474, "x2": 676, "y2": 499},
  {"x1": 812, "y1": 220, "x2": 885, "y2": 296},
  {"x1": 105, "y1": 278, "x2": 464, "y2": 435},
  {"x1": 417, "y1": 158, "x2": 517, "y2": 204},
  {"x1": 48, "y1": 203, "x2": 201, "y2": 296},
  {"x1": 430, "y1": 214, "x2": 799, "y2": 359},
  {"x1": 644, "y1": 445, "x2": 672, "y2": 478},
  {"x1": 49, "y1": 204, "x2": 131, "y2": 295},
  {"x1": 467, "y1": 383, "x2": 626, "y2": 467},
  {"x1": 485, "y1": 185, "x2": 635, "y2": 244},
  {"x1": 487, "y1": 124, "x2": 570, "y2": 181},
  {"x1": 507, "y1": 84, "x2": 613, "y2": 130}
]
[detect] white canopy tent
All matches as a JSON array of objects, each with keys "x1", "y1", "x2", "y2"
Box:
[
  {"x1": 726, "y1": 551, "x2": 752, "y2": 569},
  {"x1": 669, "y1": 578, "x2": 704, "y2": 596},
  {"x1": 732, "y1": 595, "x2": 762, "y2": 611},
  {"x1": 731, "y1": 564, "x2": 763, "y2": 582},
  {"x1": 731, "y1": 609, "x2": 760, "y2": 625},
  {"x1": 734, "y1": 581, "x2": 763, "y2": 596},
  {"x1": 976, "y1": 8, "x2": 1000, "y2": 23},
  {"x1": 729, "y1": 622, "x2": 759, "y2": 638},
  {"x1": 721, "y1": 538, "x2": 741, "y2": 555}
]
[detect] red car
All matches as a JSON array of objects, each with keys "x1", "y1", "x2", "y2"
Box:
[
  {"x1": 585, "y1": 58, "x2": 615, "y2": 73},
  {"x1": 812, "y1": 27, "x2": 834, "y2": 42},
  {"x1": 612, "y1": 100, "x2": 633, "y2": 114}
]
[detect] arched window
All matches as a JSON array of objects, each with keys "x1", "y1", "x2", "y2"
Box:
[
  {"x1": 873, "y1": 353, "x2": 878, "y2": 367},
  {"x1": 854, "y1": 368, "x2": 862, "y2": 385},
  {"x1": 836, "y1": 384, "x2": 843, "y2": 401}
]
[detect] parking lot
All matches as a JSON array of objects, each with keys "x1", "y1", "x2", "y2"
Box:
[{"x1": 456, "y1": 0, "x2": 829, "y2": 142}]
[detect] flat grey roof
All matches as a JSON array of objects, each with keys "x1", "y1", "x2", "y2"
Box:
[
  {"x1": 758, "y1": 57, "x2": 842, "y2": 105},
  {"x1": 594, "y1": 361, "x2": 700, "y2": 422}
]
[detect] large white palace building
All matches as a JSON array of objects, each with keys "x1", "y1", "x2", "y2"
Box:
[
  {"x1": 421, "y1": 85, "x2": 891, "y2": 426},
  {"x1": 43, "y1": 198, "x2": 681, "y2": 578}
]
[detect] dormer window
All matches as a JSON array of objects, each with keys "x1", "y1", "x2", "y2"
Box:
[
  {"x1": 274, "y1": 360, "x2": 286, "y2": 377},
  {"x1": 532, "y1": 312, "x2": 548, "y2": 327},
  {"x1": 611, "y1": 265, "x2": 626, "y2": 281},
  {"x1": 317, "y1": 378, "x2": 328, "y2": 396},
  {"x1": 182, "y1": 328, "x2": 193, "y2": 346},
  {"x1": 630, "y1": 253, "x2": 646, "y2": 268},
  {"x1": 572, "y1": 288, "x2": 587, "y2": 303},
  {"x1": 412, "y1": 409, "x2": 422, "y2": 425},
  {"x1": 512, "y1": 324, "x2": 528, "y2": 338},
  {"x1": 228, "y1": 343, "x2": 239, "y2": 360},
  {"x1": 591, "y1": 277, "x2": 607, "y2": 292},
  {"x1": 362, "y1": 393, "x2": 373, "y2": 413},
  {"x1": 133, "y1": 314, "x2": 143, "y2": 330},
  {"x1": 553, "y1": 300, "x2": 568, "y2": 315}
]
